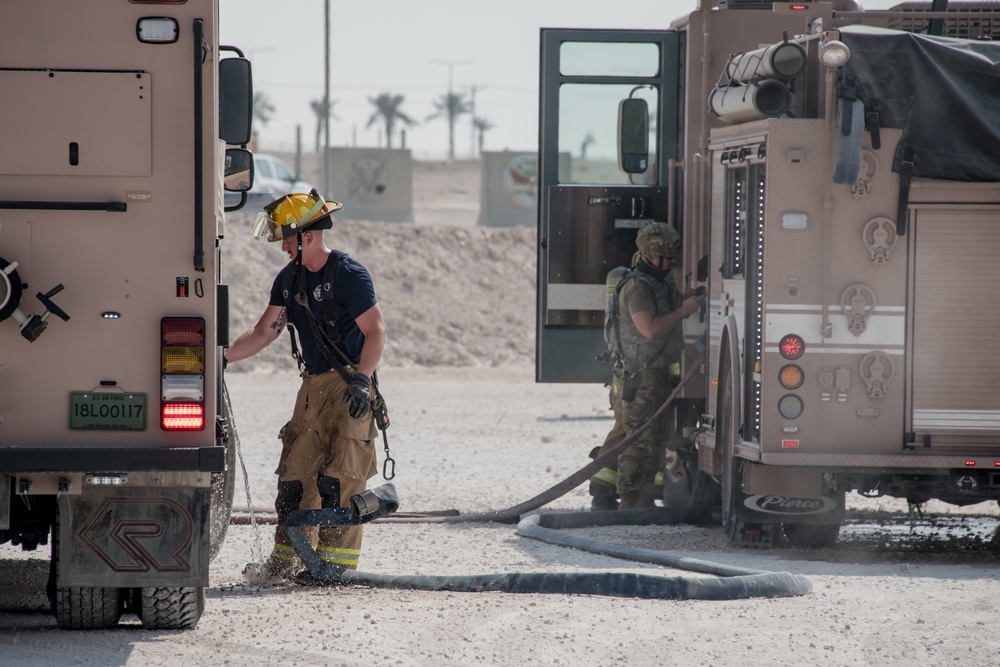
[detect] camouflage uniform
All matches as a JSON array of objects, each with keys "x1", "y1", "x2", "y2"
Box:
[{"x1": 591, "y1": 222, "x2": 685, "y2": 510}]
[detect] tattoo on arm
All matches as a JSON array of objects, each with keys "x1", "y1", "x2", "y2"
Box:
[{"x1": 271, "y1": 308, "x2": 287, "y2": 335}]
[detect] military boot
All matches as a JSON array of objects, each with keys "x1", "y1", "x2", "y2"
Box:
[{"x1": 618, "y1": 492, "x2": 657, "y2": 510}]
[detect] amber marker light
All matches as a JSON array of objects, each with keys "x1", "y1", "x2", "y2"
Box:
[{"x1": 779, "y1": 364, "x2": 804, "y2": 389}]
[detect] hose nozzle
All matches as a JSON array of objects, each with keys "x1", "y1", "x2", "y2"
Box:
[{"x1": 350, "y1": 489, "x2": 381, "y2": 517}]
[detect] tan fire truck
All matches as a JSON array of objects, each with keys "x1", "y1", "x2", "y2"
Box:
[
  {"x1": 536, "y1": 1, "x2": 1000, "y2": 546},
  {"x1": 0, "y1": 0, "x2": 254, "y2": 628}
]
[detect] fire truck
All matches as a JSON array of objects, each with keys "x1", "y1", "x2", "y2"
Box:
[
  {"x1": 536, "y1": 1, "x2": 1000, "y2": 546},
  {"x1": 0, "y1": 0, "x2": 253, "y2": 628}
]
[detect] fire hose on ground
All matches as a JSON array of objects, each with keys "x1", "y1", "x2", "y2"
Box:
[{"x1": 230, "y1": 354, "x2": 813, "y2": 600}]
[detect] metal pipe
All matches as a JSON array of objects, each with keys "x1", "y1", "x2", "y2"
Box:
[
  {"x1": 708, "y1": 80, "x2": 791, "y2": 123},
  {"x1": 725, "y1": 42, "x2": 807, "y2": 84},
  {"x1": 820, "y1": 64, "x2": 838, "y2": 342},
  {"x1": 193, "y1": 19, "x2": 205, "y2": 272}
]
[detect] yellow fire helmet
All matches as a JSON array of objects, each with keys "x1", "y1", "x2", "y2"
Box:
[{"x1": 251, "y1": 189, "x2": 343, "y2": 243}]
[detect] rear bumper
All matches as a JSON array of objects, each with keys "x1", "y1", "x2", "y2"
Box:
[{"x1": 0, "y1": 446, "x2": 225, "y2": 473}]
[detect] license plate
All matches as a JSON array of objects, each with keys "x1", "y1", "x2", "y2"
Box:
[{"x1": 70, "y1": 392, "x2": 147, "y2": 430}]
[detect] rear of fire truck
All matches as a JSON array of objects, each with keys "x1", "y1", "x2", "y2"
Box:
[
  {"x1": 693, "y1": 2, "x2": 1000, "y2": 547},
  {"x1": 536, "y1": 2, "x2": 1000, "y2": 548},
  {"x1": 0, "y1": 0, "x2": 253, "y2": 629}
]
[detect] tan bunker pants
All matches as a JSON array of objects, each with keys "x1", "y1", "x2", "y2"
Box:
[{"x1": 272, "y1": 370, "x2": 378, "y2": 570}]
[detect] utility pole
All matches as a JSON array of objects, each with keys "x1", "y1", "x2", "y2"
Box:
[
  {"x1": 428, "y1": 57, "x2": 474, "y2": 96},
  {"x1": 323, "y1": 0, "x2": 330, "y2": 197},
  {"x1": 465, "y1": 84, "x2": 487, "y2": 157},
  {"x1": 428, "y1": 58, "x2": 473, "y2": 160}
]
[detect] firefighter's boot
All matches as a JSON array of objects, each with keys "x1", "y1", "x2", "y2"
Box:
[{"x1": 589, "y1": 480, "x2": 620, "y2": 511}]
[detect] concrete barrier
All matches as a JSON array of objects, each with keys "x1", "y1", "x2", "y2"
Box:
[
  {"x1": 325, "y1": 147, "x2": 413, "y2": 223},
  {"x1": 477, "y1": 151, "x2": 538, "y2": 227}
]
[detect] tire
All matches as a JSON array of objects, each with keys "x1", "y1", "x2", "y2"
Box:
[
  {"x1": 138, "y1": 587, "x2": 205, "y2": 630},
  {"x1": 781, "y1": 488, "x2": 845, "y2": 548},
  {"x1": 782, "y1": 522, "x2": 842, "y2": 549},
  {"x1": 209, "y1": 378, "x2": 237, "y2": 562},
  {"x1": 50, "y1": 501, "x2": 123, "y2": 630},
  {"x1": 717, "y1": 362, "x2": 740, "y2": 541},
  {"x1": 662, "y1": 452, "x2": 719, "y2": 509},
  {"x1": 53, "y1": 587, "x2": 123, "y2": 630}
]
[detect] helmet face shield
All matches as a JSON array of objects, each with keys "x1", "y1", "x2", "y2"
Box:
[
  {"x1": 251, "y1": 212, "x2": 279, "y2": 242},
  {"x1": 250, "y1": 191, "x2": 343, "y2": 243}
]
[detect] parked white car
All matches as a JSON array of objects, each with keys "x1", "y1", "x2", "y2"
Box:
[{"x1": 227, "y1": 153, "x2": 316, "y2": 210}]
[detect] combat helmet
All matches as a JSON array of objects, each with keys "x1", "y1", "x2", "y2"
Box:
[{"x1": 635, "y1": 222, "x2": 681, "y2": 259}]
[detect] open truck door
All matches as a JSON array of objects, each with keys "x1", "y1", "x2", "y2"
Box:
[{"x1": 537, "y1": 29, "x2": 681, "y2": 383}]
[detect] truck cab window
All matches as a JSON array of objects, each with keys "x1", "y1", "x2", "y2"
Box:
[{"x1": 558, "y1": 83, "x2": 659, "y2": 185}]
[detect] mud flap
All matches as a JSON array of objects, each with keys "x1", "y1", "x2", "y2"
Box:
[{"x1": 59, "y1": 484, "x2": 210, "y2": 588}]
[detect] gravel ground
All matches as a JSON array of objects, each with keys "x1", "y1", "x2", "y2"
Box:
[{"x1": 3, "y1": 367, "x2": 1000, "y2": 666}]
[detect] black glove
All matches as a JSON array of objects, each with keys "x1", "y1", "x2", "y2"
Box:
[{"x1": 342, "y1": 372, "x2": 372, "y2": 419}]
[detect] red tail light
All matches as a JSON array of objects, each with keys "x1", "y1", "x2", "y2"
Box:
[
  {"x1": 161, "y1": 317, "x2": 206, "y2": 431},
  {"x1": 161, "y1": 403, "x2": 205, "y2": 431}
]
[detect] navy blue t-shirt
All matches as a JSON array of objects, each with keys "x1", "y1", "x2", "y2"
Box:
[{"x1": 269, "y1": 252, "x2": 377, "y2": 375}]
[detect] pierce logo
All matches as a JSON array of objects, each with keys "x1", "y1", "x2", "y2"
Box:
[{"x1": 744, "y1": 494, "x2": 837, "y2": 515}]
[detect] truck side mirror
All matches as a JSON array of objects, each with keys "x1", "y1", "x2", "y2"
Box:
[
  {"x1": 224, "y1": 148, "x2": 254, "y2": 192},
  {"x1": 219, "y1": 57, "x2": 253, "y2": 146},
  {"x1": 618, "y1": 97, "x2": 649, "y2": 174}
]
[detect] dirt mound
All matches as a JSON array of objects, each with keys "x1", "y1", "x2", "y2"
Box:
[{"x1": 223, "y1": 213, "x2": 537, "y2": 373}]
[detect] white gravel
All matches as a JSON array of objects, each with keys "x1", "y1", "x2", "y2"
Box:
[{"x1": 4, "y1": 367, "x2": 1000, "y2": 666}]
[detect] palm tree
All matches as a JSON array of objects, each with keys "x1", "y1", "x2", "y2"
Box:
[
  {"x1": 366, "y1": 93, "x2": 417, "y2": 149},
  {"x1": 427, "y1": 92, "x2": 471, "y2": 160},
  {"x1": 580, "y1": 132, "x2": 596, "y2": 159},
  {"x1": 473, "y1": 116, "x2": 494, "y2": 155},
  {"x1": 309, "y1": 98, "x2": 339, "y2": 154},
  {"x1": 253, "y1": 91, "x2": 275, "y2": 128}
]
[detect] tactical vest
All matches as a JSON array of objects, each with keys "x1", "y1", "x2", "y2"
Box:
[{"x1": 611, "y1": 269, "x2": 685, "y2": 373}]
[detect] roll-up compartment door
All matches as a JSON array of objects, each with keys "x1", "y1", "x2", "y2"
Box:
[{"x1": 909, "y1": 208, "x2": 1000, "y2": 438}]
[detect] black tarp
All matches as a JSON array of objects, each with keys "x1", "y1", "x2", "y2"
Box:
[{"x1": 839, "y1": 25, "x2": 1000, "y2": 182}]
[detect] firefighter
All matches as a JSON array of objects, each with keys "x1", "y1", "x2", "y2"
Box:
[
  {"x1": 589, "y1": 222, "x2": 699, "y2": 510},
  {"x1": 226, "y1": 190, "x2": 385, "y2": 578}
]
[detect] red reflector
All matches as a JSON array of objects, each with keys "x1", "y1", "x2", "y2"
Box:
[
  {"x1": 965, "y1": 460, "x2": 977, "y2": 467},
  {"x1": 161, "y1": 403, "x2": 205, "y2": 430},
  {"x1": 782, "y1": 439, "x2": 800, "y2": 448},
  {"x1": 162, "y1": 317, "x2": 205, "y2": 346}
]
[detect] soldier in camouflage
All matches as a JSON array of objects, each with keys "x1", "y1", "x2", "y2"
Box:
[{"x1": 589, "y1": 222, "x2": 699, "y2": 510}]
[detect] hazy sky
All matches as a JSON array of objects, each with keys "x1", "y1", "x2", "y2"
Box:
[{"x1": 219, "y1": 0, "x2": 901, "y2": 160}]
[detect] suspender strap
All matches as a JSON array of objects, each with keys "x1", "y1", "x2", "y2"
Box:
[{"x1": 296, "y1": 254, "x2": 354, "y2": 383}]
